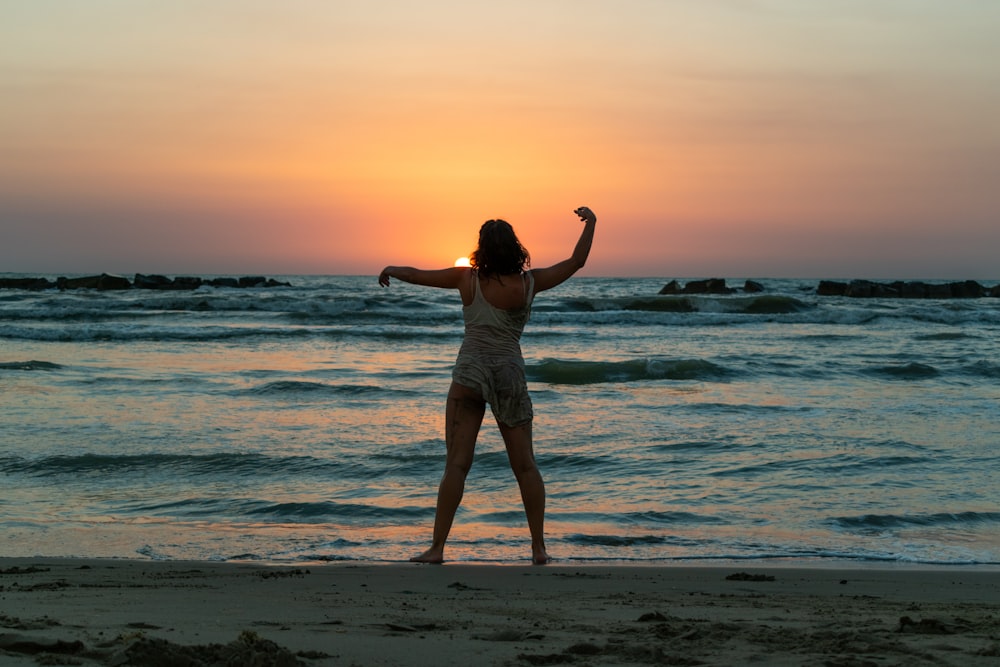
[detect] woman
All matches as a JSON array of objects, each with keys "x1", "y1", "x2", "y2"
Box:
[{"x1": 379, "y1": 206, "x2": 597, "y2": 564}]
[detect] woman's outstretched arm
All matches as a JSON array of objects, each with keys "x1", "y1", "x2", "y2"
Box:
[
  {"x1": 531, "y1": 206, "x2": 597, "y2": 293},
  {"x1": 379, "y1": 265, "x2": 468, "y2": 289}
]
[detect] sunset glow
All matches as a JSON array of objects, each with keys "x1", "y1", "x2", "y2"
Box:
[{"x1": 2, "y1": 1, "x2": 998, "y2": 278}]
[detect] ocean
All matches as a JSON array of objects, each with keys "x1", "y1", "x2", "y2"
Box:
[{"x1": 2, "y1": 275, "x2": 998, "y2": 566}]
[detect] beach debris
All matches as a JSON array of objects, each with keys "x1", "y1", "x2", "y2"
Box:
[
  {"x1": 126, "y1": 622, "x2": 162, "y2": 630},
  {"x1": 637, "y1": 611, "x2": 669, "y2": 622},
  {"x1": 896, "y1": 616, "x2": 966, "y2": 634},
  {"x1": 19, "y1": 579, "x2": 72, "y2": 591},
  {"x1": 0, "y1": 565, "x2": 50, "y2": 575},
  {"x1": 111, "y1": 630, "x2": 304, "y2": 666},
  {"x1": 725, "y1": 572, "x2": 775, "y2": 582},
  {"x1": 0, "y1": 633, "x2": 84, "y2": 657},
  {"x1": 565, "y1": 642, "x2": 603, "y2": 655},
  {"x1": 516, "y1": 652, "x2": 575, "y2": 665},
  {"x1": 477, "y1": 629, "x2": 545, "y2": 642},
  {"x1": 385, "y1": 623, "x2": 419, "y2": 632},
  {"x1": 0, "y1": 613, "x2": 61, "y2": 630},
  {"x1": 256, "y1": 568, "x2": 310, "y2": 580},
  {"x1": 447, "y1": 580, "x2": 485, "y2": 591}
]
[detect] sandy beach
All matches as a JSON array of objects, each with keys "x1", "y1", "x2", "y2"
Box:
[{"x1": 1, "y1": 559, "x2": 998, "y2": 666}]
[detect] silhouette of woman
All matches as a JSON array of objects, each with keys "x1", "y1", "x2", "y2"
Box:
[{"x1": 379, "y1": 206, "x2": 597, "y2": 563}]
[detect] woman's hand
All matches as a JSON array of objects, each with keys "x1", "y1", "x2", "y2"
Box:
[
  {"x1": 574, "y1": 206, "x2": 597, "y2": 224},
  {"x1": 378, "y1": 267, "x2": 394, "y2": 287}
]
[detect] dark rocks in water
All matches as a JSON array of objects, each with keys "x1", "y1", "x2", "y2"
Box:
[
  {"x1": 0, "y1": 277, "x2": 55, "y2": 290},
  {"x1": 239, "y1": 275, "x2": 267, "y2": 287},
  {"x1": 131, "y1": 274, "x2": 290, "y2": 290},
  {"x1": 0, "y1": 274, "x2": 292, "y2": 290},
  {"x1": 845, "y1": 279, "x2": 899, "y2": 298},
  {"x1": 817, "y1": 280, "x2": 847, "y2": 296},
  {"x1": 950, "y1": 280, "x2": 985, "y2": 298},
  {"x1": 927, "y1": 283, "x2": 953, "y2": 298},
  {"x1": 56, "y1": 273, "x2": 131, "y2": 290},
  {"x1": 208, "y1": 277, "x2": 240, "y2": 288},
  {"x1": 685, "y1": 278, "x2": 734, "y2": 294},
  {"x1": 658, "y1": 278, "x2": 734, "y2": 295},
  {"x1": 657, "y1": 279, "x2": 681, "y2": 295},
  {"x1": 656, "y1": 277, "x2": 999, "y2": 298},
  {"x1": 819, "y1": 279, "x2": 991, "y2": 299},
  {"x1": 133, "y1": 273, "x2": 174, "y2": 289},
  {"x1": 173, "y1": 276, "x2": 204, "y2": 290},
  {"x1": 898, "y1": 281, "x2": 930, "y2": 298},
  {"x1": 133, "y1": 274, "x2": 204, "y2": 290}
]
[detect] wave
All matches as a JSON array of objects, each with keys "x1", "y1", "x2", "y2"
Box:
[
  {"x1": 244, "y1": 381, "x2": 396, "y2": 397},
  {"x1": 712, "y1": 452, "x2": 932, "y2": 479},
  {"x1": 0, "y1": 452, "x2": 340, "y2": 478},
  {"x1": 565, "y1": 534, "x2": 679, "y2": 547},
  {"x1": 828, "y1": 511, "x2": 1000, "y2": 530},
  {"x1": 527, "y1": 357, "x2": 732, "y2": 385},
  {"x1": 121, "y1": 498, "x2": 430, "y2": 523},
  {"x1": 961, "y1": 360, "x2": 1000, "y2": 379},
  {"x1": 866, "y1": 362, "x2": 940, "y2": 380},
  {"x1": 0, "y1": 322, "x2": 465, "y2": 343},
  {"x1": 0, "y1": 360, "x2": 62, "y2": 371}
]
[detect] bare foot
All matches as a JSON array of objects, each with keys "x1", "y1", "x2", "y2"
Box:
[
  {"x1": 532, "y1": 550, "x2": 551, "y2": 565},
  {"x1": 409, "y1": 548, "x2": 444, "y2": 564}
]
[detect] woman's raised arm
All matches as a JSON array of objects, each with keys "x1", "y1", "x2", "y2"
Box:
[{"x1": 531, "y1": 206, "x2": 597, "y2": 294}]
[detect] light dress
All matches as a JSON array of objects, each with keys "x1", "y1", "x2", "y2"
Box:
[{"x1": 451, "y1": 271, "x2": 535, "y2": 427}]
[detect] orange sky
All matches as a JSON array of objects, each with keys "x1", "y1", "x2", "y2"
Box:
[{"x1": 2, "y1": 1, "x2": 998, "y2": 278}]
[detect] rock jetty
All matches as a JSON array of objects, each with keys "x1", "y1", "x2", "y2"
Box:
[
  {"x1": 659, "y1": 278, "x2": 761, "y2": 295},
  {"x1": 658, "y1": 278, "x2": 999, "y2": 298},
  {"x1": 816, "y1": 279, "x2": 999, "y2": 298},
  {"x1": 0, "y1": 274, "x2": 292, "y2": 291}
]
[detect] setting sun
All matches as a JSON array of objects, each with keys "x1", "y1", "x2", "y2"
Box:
[{"x1": 454, "y1": 257, "x2": 471, "y2": 267}]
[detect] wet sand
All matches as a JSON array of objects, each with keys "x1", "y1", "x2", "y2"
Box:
[{"x1": 2, "y1": 558, "x2": 998, "y2": 665}]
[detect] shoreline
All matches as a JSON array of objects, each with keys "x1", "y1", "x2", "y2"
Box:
[{"x1": 3, "y1": 558, "x2": 998, "y2": 666}]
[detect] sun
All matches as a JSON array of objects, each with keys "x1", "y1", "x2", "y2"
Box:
[{"x1": 454, "y1": 256, "x2": 471, "y2": 267}]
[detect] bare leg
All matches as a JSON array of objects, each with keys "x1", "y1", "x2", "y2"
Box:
[
  {"x1": 410, "y1": 382, "x2": 485, "y2": 563},
  {"x1": 498, "y1": 419, "x2": 550, "y2": 564}
]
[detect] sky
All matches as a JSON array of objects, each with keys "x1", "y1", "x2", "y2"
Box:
[{"x1": 2, "y1": 1, "x2": 998, "y2": 279}]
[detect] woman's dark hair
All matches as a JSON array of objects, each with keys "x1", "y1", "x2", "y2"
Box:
[{"x1": 469, "y1": 219, "x2": 530, "y2": 278}]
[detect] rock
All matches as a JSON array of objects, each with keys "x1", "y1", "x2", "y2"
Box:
[
  {"x1": 658, "y1": 280, "x2": 681, "y2": 295},
  {"x1": 817, "y1": 280, "x2": 847, "y2": 296},
  {"x1": 949, "y1": 280, "x2": 984, "y2": 298},
  {"x1": 1, "y1": 274, "x2": 292, "y2": 290},
  {"x1": 239, "y1": 276, "x2": 267, "y2": 288},
  {"x1": 899, "y1": 281, "x2": 929, "y2": 298},
  {"x1": 172, "y1": 276, "x2": 204, "y2": 290},
  {"x1": 927, "y1": 283, "x2": 952, "y2": 298},
  {"x1": 0, "y1": 277, "x2": 54, "y2": 290},
  {"x1": 816, "y1": 279, "x2": 994, "y2": 299},
  {"x1": 844, "y1": 280, "x2": 875, "y2": 298},
  {"x1": 659, "y1": 278, "x2": 733, "y2": 295},
  {"x1": 743, "y1": 280, "x2": 765, "y2": 293},
  {"x1": 208, "y1": 277, "x2": 240, "y2": 288},
  {"x1": 683, "y1": 278, "x2": 733, "y2": 294},
  {"x1": 133, "y1": 273, "x2": 174, "y2": 289},
  {"x1": 57, "y1": 273, "x2": 131, "y2": 290}
]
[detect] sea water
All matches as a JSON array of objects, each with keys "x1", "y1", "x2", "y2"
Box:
[{"x1": 2, "y1": 275, "x2": 998, "y2": 565}]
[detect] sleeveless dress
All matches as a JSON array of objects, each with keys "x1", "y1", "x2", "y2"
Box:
[{"x1": 452, "y1": 271, "x2": 535, "y2": 427}]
